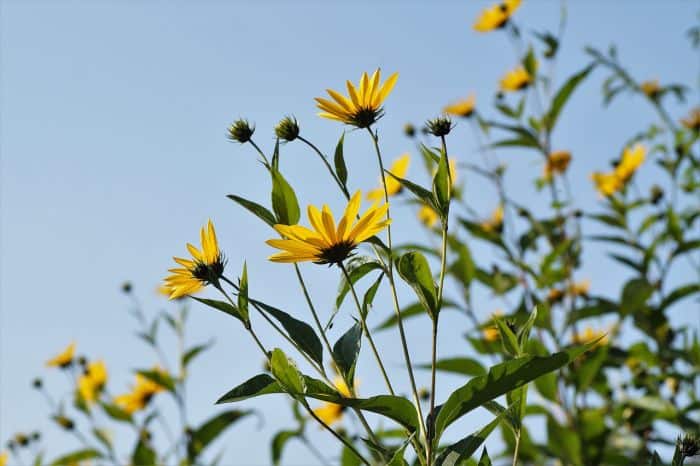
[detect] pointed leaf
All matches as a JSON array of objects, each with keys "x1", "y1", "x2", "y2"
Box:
[
  {"x1": 50, "y1": 449, "x2": 102, "y2": 466},
  {"x1": 271, "y1": 169, "x2": 300, "y2": 225},
  {"x1": 227, "y1": 194, "x2": 276, "y2": 227},
  {"x1": 192, "y1": 297, "x2": 247, "y2": 325},
  {"x1": 255, "y1": 300, "x2": 323, "y2": 366},
  {"x1": 397, "y1": 251, "x2": 438, "y2": 317},
  {"x1": 270, "y1": 348, "x2": 306, "y2": 395},
  {"x1": 435, "y1": 414, "x2": 502, "y2": 466},
  {"x1": 333, "y1": 322, "x2": 362, "y2": 384},
  {"x1": 544, "y1": 64, "x2": 594, "y2": 131},
  {"x1": 187, "y1": 410, "x2": 252, "y2": 459},
  {"x1": 334, "y1": 132, "x2": 348, "y2": 186}
]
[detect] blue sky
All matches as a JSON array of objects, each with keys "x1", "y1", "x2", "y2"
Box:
[{"x1": 1, "y1": 1, "x2": 698, "y2": 465}]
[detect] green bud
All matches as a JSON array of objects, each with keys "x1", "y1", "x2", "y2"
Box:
[
  {"x1": 425, "y1": 116, "x2": 454, "y2": 137},
  {"x1": 227, "y1": 119, "x2": 255, "y2": 143},
  {"x1": 274, "y1": 116, "x2": 300, "y2": 142}
]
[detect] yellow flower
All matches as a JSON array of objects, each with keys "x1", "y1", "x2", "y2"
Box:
[
  {"x1": 315, "y1": 69, "x2": 399, "y2": 128},
  {"x1": 367, "y1": 154, "x2": 410, "y2": 201},
  {"x1": 681, "y1": 107, "x2": 700, "y2": 131},
  {"x1": 640, "y1": 79, "x2": 661, "y2": 98},
  {"x1": 568, "y1": 279, "x2": 590, "y2": 297},
  {"x1": 418, "y1": 204, "x2": 439, "y2": 228},
  {"x1": 571, "y1": 327, "x2": 608, "y2": 346},
  {"x1": 614, "y1": 144, "x2": 645, "y2": 183},
  {"x1": 444, "y1": 94, "x2": 476, "y2": 118},
  {"x1": 473, "y1": 0, "x2": 522, "y2": 32},
  {"x1": 114, "y1": 369, "x2": 167, "y2": 415},
  {"x1": 499, "y1": 65, "x2": 531, "y2": 92},
  {"x1": 266, "y1": 191, "x2": 390, "y2": 265},
  {"x1": 313, "y1": 377, "x2": 352, "y2": 426},
  {"x1": 591, "y1": 171, "x2": 622, "y2": 197},
  {"x1": 543, "y1": 150, "x2": 572, "y2": 179},
  {"x1": 481, "y1": 205, "x2": 504, "y2": 232},
  {"x1": 46, "y1": 342, "x2": 76, "y2": 368},
  {"x1": 0, "y1": 451, "x2": 7, "y2": 466},
  {"x1": 483, "y1": 326, "x2": 500, "y2": 342},
  {"x1": 163, "y1": 220, "x2": 225, "y2": 300},
  {"x1": 78, "y1": 360, "x2": 108, "y2": 404},
  {"x1": 547, "y1": 287, "x2": 565, "y2": 303}
]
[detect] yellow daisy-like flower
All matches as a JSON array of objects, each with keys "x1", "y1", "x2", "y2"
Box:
[
  {"x1": 444, "y1": 94, "x2": 476, "y2": 118},
  {"x1": 114, "y1": 369, "x2": 167, "y2": 415},
  {"x1": 418, "y1": 204, "x2": 439, "y2": 228},
  {"x1": 315, "y1": 69, "x2": 399, "y2": 128},
  {"x1": 0, "y1": 451, "x2": 7, "y2": 466},
  {"x1": 78, "y1": 360, "x2": 108, "y2": 404},
  {"x1": 367, "y1": 154, "x2": 410, "y2": 201},
  {"x1": 46, "y1": 342, "x2": 76, "y2": 368},
  {"x1": 163, "y1": 220, "x2": 225, "y2": 300},
  {"x1": 681, "y1": 107, "x2": 700, "y2": 131},
  {"x1": 571, "y1": 327, "x2": 608, "y2": 346},
  {"x1": 590, "y1": 171, "x2": 622, "y2": 197},
  {"x1": 473, "y1": 0, "x2": 522, "y2": 32},
  {"x1": 481, "y1": 205, "x2": 504, "y2": 232},
  {"x1": 313, "y1": 377, "x2": 352, "y2": 426},
  {"x1": 482, "y1": 326, "x2": 500, "y2": 342},
  {"x1": 568, "y1": 279, "x2": 590, "y2": 297},
  {"x1": 500, "y1": 65, "x2": 532, "y2": 92},
  {"x1": 266, "y1": 191, "x2": 390, "y2": 265},
  {"x1": 640, "y1": 79, "x2": 661, "y2": 98},
  {"x1": 543, "y1": 150, "x2": 572, "y2": 179},
  {"x1": 614, "y1": 144, "x2": 645, "y2": 182}
]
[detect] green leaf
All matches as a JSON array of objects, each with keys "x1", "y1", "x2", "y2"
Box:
[
  {"x1": 333, "y1": 322, "x2": 362, "y2": 384},
  {"x1": 192, "y1": 297, "x2": 247, "y2": 326},
  {"x1": 375, "y1": 299, "x2": 457, "y2": 331},
  {"x1": 100, "y1": 402, "x2": 133, "y2": 423},
  {"x1": 547, "y1": 415, "x2": 582, "y2": 465},
  {"x1": 334, "y1": 132, "x2": 348, "y2": 186},
  {"x1": 341, "y1": 444, "x2": 363, "y2": 466},
  {"x1": 182, "y1": 340, "x2": 214, "y2": 367},
  {"x1": 50, "y1": 449, "x2": 102, "y2": 466},
  {"x1": 432, "y1": 341, "x2": 598, "y2": 444},
  {"x1": 270, "y1": 348, "x2": 306, "y2": 395},
  {"x1": 478, "y1": 447, "x2": 492, "y2": 466},
  {"x1": 659, "y1": 283, "x2": 700, "y2": 311},
  {"x1": 386, "y1": 172, "x2": 436, "y2": 210},
  {"x1": 397, "y1": 251, "x2": 438, "y2": 317},
  {"x1": 362, "y1": 273, "x2": 384, "y2": 318},
  {"x1": 216, "y1": 374, "x2": 336, "y2": 404},
  {"x1": 132, "y1": 438, "x2": 157, "y2": 466},
  {"x1": 418, "y1": 357, "x2": 486, "y2": 377},
  {"x1": 495, "y1": 318, "x2": 520, "y2": 357},
  {"x1": 136, "y1": 368, "x2": 176, "y2": 392},
  {"x1": 522, "y1": 46, "x2": 537, "y2": 76},
  {"x1": 435, "y1": 413, "x2": 502, "y2": 466},
  {"x1": 620, "y1": 278, "x2": 654, "y2": 315},
  {"x1": 336, "y1": 259, "x2": 384, "y2": 309},
  {"x1": 271, "y1": 429, "x2": 300, "y2": 466},
  {"x1": 517, "y1": 307, "x2": 538, "y2": 349},
  {"x1": 386, "y1": 434, "x2": 414, "y2": 466},
  {"x1": 544, "y1": 64, "x2": 594, "y2": 131},
  {"x1": 227, "y1": 194, "x2": 277, "y2": 227},
  {"x1": 433, "y1": 149, "x2": 450, "y2": 217},
  {"x1": 238, "y1": 262, "x2": 250, "y2": 322},
  {"x1": 255, "y1": 301, "x2": 323, "y2": 366},
  {"x1": 187, "y1": 410, "x2": 252, "y2": 459},
  {"x1": 271, "y1": 168, "x2": 300, "y2": 225}
]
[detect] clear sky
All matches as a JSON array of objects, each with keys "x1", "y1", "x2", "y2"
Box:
[{"x1": 1, "y1": 1, "x2": 698, "y2": 465}]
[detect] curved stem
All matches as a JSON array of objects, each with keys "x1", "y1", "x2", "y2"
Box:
[
  {"x1": 339, "y1": 261, "x2": 395, "y2": 395},
  {"x1": 298, "y1": 136, "x2": 350, "y2": 198},
  {"x1": 248, "y1": 139, "x2": 271, "y2": 168},
  {"x1": 366, "y1": 127, "x2": 428, "y2": 440}
]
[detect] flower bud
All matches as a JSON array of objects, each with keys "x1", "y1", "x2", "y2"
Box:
[
  {"x1": 227, "y1": 119, "x2": 255, "y2": 143},
  {"x1": 274, "y1": 116, "x2": 300, "y2": 142},
  {"x1": 425, "y1": 116, "x2": 454, "y2": 137},
  {"x1": 403, "y1": 123, "x2": 416, "y2": 138},
  {"x1": 32, "y1": 378, "x2": 43, "y2": 389},
  {"x1": 679, "y1": 434, "x2": 700, "y2": 459},
  {"x1": 121, "y1": 281, "x2": 132, "y2": 294},
  {"x1": 650, "y1": 185, "x2": 664, "y2": 204}
]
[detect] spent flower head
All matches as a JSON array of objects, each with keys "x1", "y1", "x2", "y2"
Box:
[
  {"x1": 227, "y1": 119, "x2": 255, "y2": 143},
  {"x1": 275, "y1": 116, "x2": 300, "y2": 142},
  {"x1": 425, "y1": 116, "x2": 454, "y2": 137}
]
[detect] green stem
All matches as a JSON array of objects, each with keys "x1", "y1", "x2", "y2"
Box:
[
  {"x1": 339, "y1": 261, "x2": 395, "y2": 395},
  {"x1": 298, "y1": 136, "x2": 350, "y2": 198},
  {"x1": 248, "y1": 139, "x2": 271, "y2": 168},
  {"x1": 366, "y1": 126, "x2": 428, "y2": 441},
  {"x1": 512, "y1": 430, "x2": 521, "y2": 466}
]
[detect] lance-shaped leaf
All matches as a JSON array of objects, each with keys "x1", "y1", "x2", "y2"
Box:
[
  {"x1": 432, "y1": 341, "x2": 598, "y2": 444},
  {"x1": 375, "y1": 300, "x2": 457, "y2": 331},
  {"x1": 334, "y1": 132, "x2": 348, "y2": 187},
  {"x1": 362, "y1": 273, "x2": 384, "y2": 318},
  {"x1": 136, "y1": 368, "x2": 176, "y2": 392},
  {"x1": 543, "y1": 64, "x2": 594, "y2": 131},
  {"x1": 435, "y1": 413, "x2": 503, "y2": 466},
  {"x1": 50, "y1": 449, "x2": 102, "y2": 466},
  {"x1": 132, "y1": 439, "x2": 156, "y2": 466},
  {"x1": 254, "y1": 300, "x2": 323, "y2": 366},
  {"x1": 478, "y1": 447, "x2": 492, "y2": 466},
  {"x1": 336, "y1": 259, "x2": 384, "y2": 309},
  {"x1": 386, "y1": 434, "x2": 415, "y2": 466},
  {"x1": 237, "y1": 262, "x2": 250, "y2": 323},
  {"x1": 227, "y1": 194, "x2": 277, "y2": 227},
  {"x1": 333, "y1": 322, "x2": 362, "y2": 384},
  {"x1": 182, "y1": 340, "x2": 214, "y2": 368},
  {"x1": 270, "y1": 348, "x2": 306, "y2": 395},
  {"x1": 418, "y1": 357, "x2": 486, "y2": 377},
  {"x1": 192, "y1": 297, "x2": 248, "y2": 326},
  {"x1": 386, "y1": 171, "x2": 437, "y2": 210},
  {"x1": 271, "y1": 168, "x2": 300, "y2": 225},
  {"x1": 433, "y1": 149, "x2": 450, "y2": 217},
  {"x1": 216, "y1": 374, "x2": 337, "y2": 404},
  {"x1": 187, "y1": 410, "x2": 252, "y2": 460},
  {"x1": 397, "y1": 251, "x2": 438, "y2": 317},
  {"x1": 271, "y1": 429, "x2": 301, "y2": 466}
]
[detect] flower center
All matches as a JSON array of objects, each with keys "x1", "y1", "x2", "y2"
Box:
[{"x1": 315, "y1": 241, "x2": 357, "y2": 265}]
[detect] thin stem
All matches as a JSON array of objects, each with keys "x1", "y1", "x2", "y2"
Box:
[
  {"x1": 366, "y1": 126, "x2": 427, "y2": 440},
  {"x1": 339, "y1": 261, "x2": 395, "y2": 396},
  {"x1": 300, "y1": 434, "x2": 333, "y2": 466},
  {"x1": 298, "y1": 136, "x2": 350, "y2": 198},
  {"x1": 512, "y1": 431, "x2": 522, "y2": 466},
  {"x1": 304, "y1": 400, "x2": 371, "y2": 466},
  {"x1": 248, "y1": 139, "x2": 271, "y2": 168}
]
